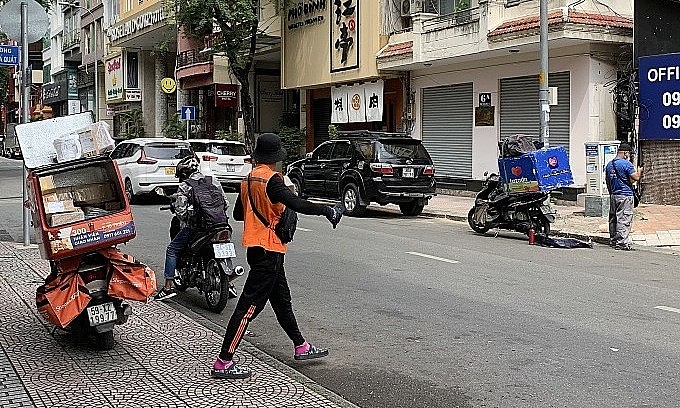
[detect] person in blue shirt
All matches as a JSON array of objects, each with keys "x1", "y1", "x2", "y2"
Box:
[{"x1": 605, "y1": 143, "x2": 643, "y2": 250}]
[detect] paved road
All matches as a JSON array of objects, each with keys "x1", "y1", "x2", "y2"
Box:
[{"x1": 2, "y1": 157, "x2": 680, "y2": 407}]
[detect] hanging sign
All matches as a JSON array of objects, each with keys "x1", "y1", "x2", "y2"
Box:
[
  {"x1": 105, "y1": 55, "x2": 124, "y2": 102},
  {"x1": 331, "y1": 86, "x2": 349, "y2": 123},
  {"x1": 331, "y1": 0, "x2": 359, "y2": 72},
  {"x1": 364, "y1": 80, "x2": 384, "y2": 122},
  {"x1": 160, "y1": 77, "x2": 176, "y2": 94},
  {"x1": 638, "y1": 53, "x2": 680, "y2": 140},
  {"x1": 347, "y1": 84, "x2": 365, "y2": 123},
  {"x1": 215, "y1": 84, "x2": 238, "y2": 107}
]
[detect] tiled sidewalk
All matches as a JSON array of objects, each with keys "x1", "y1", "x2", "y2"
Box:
[{"x1": 0, "y1": 242, "x2": 356, "y2": 408}]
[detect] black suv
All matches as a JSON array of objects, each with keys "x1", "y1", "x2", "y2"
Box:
[{"x1": 286, "y1": 131, "x2": 436, "y2": 216}]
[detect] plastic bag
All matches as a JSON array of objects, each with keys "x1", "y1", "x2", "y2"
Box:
[{"x1": 53, "y1": 133, "x2": 83, "y2": 162}]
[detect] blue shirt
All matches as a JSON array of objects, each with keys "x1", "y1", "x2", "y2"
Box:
[{"x1": 605, "y1": 158, "x2": 635, "y2": 196}]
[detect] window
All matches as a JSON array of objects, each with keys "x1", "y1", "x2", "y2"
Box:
[
  {"x1": 312, "y1": 143, "x2": 333, "y2": 160},
  {"x1": 144, "y1": 143, "x2": 193, "y2": 160},
  {"x1": 208, "y1": 143, "x2": 247, "y2": 156},
  {"x1": 126, "y1": 51, "x2": 139, "y2": 89},
  {"x1": 43, "y1": 64, "x2": 51, "y2": 84},
  {"x1": 110, "y1": 143, "x2": 130, "y2": 159},
  {"x1": 331, "y1": 142, "x2": 352, "y2": 159}
]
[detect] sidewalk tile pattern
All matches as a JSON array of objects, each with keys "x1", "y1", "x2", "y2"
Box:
[{"x1": 0, "y1": 243, "x2": 352, "y2": 408}]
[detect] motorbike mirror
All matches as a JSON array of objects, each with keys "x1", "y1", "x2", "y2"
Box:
[
  {"x1": 484, "y1": 171, "x2": 488, "y2": 177},
  {"x1": 305, "y1": 152, "x2": 313, "y2": 159}
]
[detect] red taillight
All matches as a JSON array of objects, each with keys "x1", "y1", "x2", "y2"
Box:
[
  {"x1": 137, "y1": 151, "x2": 158, "y2": 165},
  {"x1": 370, "y1": 163, "x2": 394, "y2": 176},
  {"x1": 202, "y1": 155, "x2": 218, "y2": 161},
  {"x1": 423, "y1": 165, "x2": 435, "y2": 176},
  {"x1": 244, "y1": 157, "x2": 252, "y2": 164}
]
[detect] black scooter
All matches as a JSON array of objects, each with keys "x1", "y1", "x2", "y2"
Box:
[
  {"x1": 161, "y1": 207, "x2": 244, "y2": 313},
  {"x1": 467, "y1": 172, "x2": 555, "y2": 235}
]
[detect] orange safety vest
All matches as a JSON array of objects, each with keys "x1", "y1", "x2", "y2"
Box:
[{"x1": 240, "y1": 165, "x2": 288, "y2": 254}]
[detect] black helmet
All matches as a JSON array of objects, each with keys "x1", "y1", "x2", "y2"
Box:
[{"x1": 176, "y1": 156, "x2": 199, "y2": 181}]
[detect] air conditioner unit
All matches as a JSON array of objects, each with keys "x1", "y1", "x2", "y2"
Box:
[{"x1": 401, "y1": 0, "x2": 423, "y2": 17}]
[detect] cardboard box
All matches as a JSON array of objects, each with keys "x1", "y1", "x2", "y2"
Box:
[
  {"x1": 72, "y1": 183, "x2": 116, "y2": 205},
  {"x1": 498, "y1": 146, "x2": 574, "y2": 193},
  {"x1": 42, "y1": 191, "x2": 74, "y2": 203},
  {"x1": 44, "y1": 199, "x2": 77, "y2": 214},
  {"x1": 39, "y1": 176, "x2": 57, "y2": 193},
  {"x1": 78, "y1": 122, "x2": 115, "y2": 157},
  {"x1": 48, "y1": 209, "x2": 85, "y2": 226}
]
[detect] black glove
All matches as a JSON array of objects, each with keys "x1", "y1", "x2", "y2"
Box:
[{"x1": 325, "y1": 202, "x2": 345, "y2": 229}]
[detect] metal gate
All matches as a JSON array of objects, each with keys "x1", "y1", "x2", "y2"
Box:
[
  {"x1": 421, "y1": 82, "x2": 474, "y2": 178},
  {"x1": 500, "y1": 72, "x2": 571, "y2": 154}
]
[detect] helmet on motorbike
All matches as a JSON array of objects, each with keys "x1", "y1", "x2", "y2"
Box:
[{"x1": 176, "y1": 156, "x2": 199, "y2": 181}]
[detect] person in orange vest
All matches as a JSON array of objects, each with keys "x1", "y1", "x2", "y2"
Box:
[{"x1": 211, "y1": 133, "x2": 344, "y2": 380}]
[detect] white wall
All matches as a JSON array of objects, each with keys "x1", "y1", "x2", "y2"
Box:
[{"x1": 410, "y1": 45, "x2": 612, "y2": 186}]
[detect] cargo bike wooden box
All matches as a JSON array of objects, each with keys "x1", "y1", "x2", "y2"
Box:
[{"x1": 16, "y1": 112, "x2": 155, "y2": 349}]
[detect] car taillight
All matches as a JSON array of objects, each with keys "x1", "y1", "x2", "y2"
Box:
[
  {"x1": 137, "y1": 151, "x2": 158, "y2": 165},
  {"x1": 370, "y1": 163, "x2": 394, "y2": 176},
  {"x1": 244, "y1": 157, "x2": 252, "y2": 164},
  {"x1": 202, "y1": 155, "x2": 218, "y2": 161},
  {"x1": 423, "y1": 165, "x2": 435, "y2": 176}
]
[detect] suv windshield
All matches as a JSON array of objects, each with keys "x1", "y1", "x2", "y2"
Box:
[
  {"x1": 375, "y1": 140, "x2": 431, "y2": 163},
  {"x1": 144, "y1": 143, "x2": 192, "y2": 160},
  {"x1": 192, "y1": 143, "x2": 247, "y2": 156}
]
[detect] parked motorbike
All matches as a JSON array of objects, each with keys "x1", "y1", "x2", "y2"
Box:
[
  {"x1": 161, "y1": 207, "x2": 244, "y2": 313},
  {"x1": 48, "y1": 252, "x2": 133, "y2": 350},
  {"x1": 467, "y1": 172, "x2": 555, "y2": 236}
]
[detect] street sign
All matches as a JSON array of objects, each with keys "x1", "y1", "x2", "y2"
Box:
[
  {"x1": 639, "y1": 53, "x2": 680, "y2": 140},
  {"x1": 479, "y1": 93, "x2": 492, "y2": 106},
  {"x1": 0, "y1": 44, "x2": 19, "y2": 66},
  {"x1": 180, "y1": 106, "x2": 195, "y2": 121},
  {"x1": 0, "y1": 0, "x2": 49, "y2": 43}
]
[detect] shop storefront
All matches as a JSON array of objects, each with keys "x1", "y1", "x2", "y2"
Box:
[
  {"x1": 282, "y1": 0, "x2": 404, "y2": 150},
  {"x1": 42, "y1": 70, "x2": 80, "y2": 117}
]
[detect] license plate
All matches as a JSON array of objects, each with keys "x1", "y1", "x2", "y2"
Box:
[
  {"x1": 87, "y1": 302, "x2": 117, "y2": 326},
  {"x1": 226, "y1": 164, "x2": 236, "y2": 172},
  {"x1": 213, "y1": 243, "x2": 236, "y2": 258},
  {"x1": 165, "y1": 167, "x2": 176, "y2": 175},
  {"x1": 402, "y1": 167, "x2": 415, "y2": 178}
]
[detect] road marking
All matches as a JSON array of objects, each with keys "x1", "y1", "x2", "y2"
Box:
[
  {"x1": 405, "y1": 251, "x2": 459, "y2": 264},
  {"x1": 654, "y1": 306, "x2": 680, "y2": 314},
  {"x1": 297, "y1": 227, "x2": 313, "y2": 232}
]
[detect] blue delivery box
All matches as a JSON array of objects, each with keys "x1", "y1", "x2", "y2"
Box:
[{"x1": 498, "y1": 146, "x2": 573, "y2": 193}]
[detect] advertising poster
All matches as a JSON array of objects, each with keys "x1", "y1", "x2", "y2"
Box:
[
  {"x1": 105, "y1": 55, "x2": 124, "y2": 102},
  {"x1": 331, "y1": 0, "x2": 359, "y2": 72}
]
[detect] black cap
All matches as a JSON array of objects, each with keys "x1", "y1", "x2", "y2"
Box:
[{"x1": 618, "y1": 142, "x2": 632, "y2": 152}]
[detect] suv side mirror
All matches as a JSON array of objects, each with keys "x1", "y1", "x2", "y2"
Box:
[{"x1": 305, "y1": 152, "x2": 313, "y2": 159}]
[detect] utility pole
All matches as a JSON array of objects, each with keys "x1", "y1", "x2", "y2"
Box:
[
  {"x1": 21, "y1": 0, "x2": 31, "y2": 246},
  {"x1": 539, "y1": 0, "x2": 550, "y2": 147}
]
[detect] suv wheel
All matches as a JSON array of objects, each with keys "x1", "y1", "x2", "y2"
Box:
[
  {"x1": 125, "y1": 178, "x2": 137, "y2": 204},
  {"x1": 399, "y1": 200, "x2": 425, "y2": 216},
  {"x1": 342, "y1": 183, "x2": 367, "y2": 217}
]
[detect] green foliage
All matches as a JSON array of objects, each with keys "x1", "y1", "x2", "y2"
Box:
[
  {"x1": 119, "y1": 109, "x2": 146, "y2": 139},
  {"x1": 215, "y1": 130, "x2": 244, "y2": 142},
  {"x1": 278, "y1": 126, "x2": 305, "y2": 168},
  {"x1": 328, "y1": 124, "x2": 338, "y2": 140},
  {"x1": 455, "y1": 0, "x2": 470, "y2": 12},
  {"x1": 163, "y1": 113, "x2": 185, "y2": 139}
]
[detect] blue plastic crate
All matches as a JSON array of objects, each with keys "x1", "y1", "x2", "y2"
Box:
[{"x1": 498, "y1": 146, "x2": 573, "y2": 193}]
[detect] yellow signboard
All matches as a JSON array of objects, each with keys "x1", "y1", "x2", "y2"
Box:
[{"x1": 160, "y1": 77, "x2": 176, "y2": 94}]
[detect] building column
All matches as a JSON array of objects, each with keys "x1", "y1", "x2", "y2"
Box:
[{"x1": 155, "y1": 55, "x2": 167, "y2": 137}]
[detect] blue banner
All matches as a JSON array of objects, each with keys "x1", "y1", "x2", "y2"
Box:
[
  {"x1": 639, "y1": 53, "x2": 680, "y2": 140},
  {"x1": 0, "y1": 44, "x2": 20, "y2": 66}
]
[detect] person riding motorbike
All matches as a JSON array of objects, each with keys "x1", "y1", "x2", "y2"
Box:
[{"x1": 155, "y1": 156, "x2": 230, "y2": 301}]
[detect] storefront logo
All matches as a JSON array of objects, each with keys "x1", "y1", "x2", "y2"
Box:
[
  {"x1": 107, "y1": 8, "x2": 167, "y2": 42},
  {"x1": 331, "y1": 0, "x2": 359, "y2": 72},
  {"x1": 351, "y1": 93, "x2": 361, "y2": 110},
  {"x1": 548, "y1": 156, "x2": 559, "y2": 168},
  {"x1": 511, "y1": 166, "x2": 523, "y2": 177},
  {"x1": 105, "y1": 55, "x2": 124, "y2": 102},
  {"x1": 287, "y1": 0, "x2": 327, "y2": 30}
]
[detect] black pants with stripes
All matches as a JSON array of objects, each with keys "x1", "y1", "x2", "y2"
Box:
[{"x1": 219, "y1": 246, "x2": 305, "y2": 361}]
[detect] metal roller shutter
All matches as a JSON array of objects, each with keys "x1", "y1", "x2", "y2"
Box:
[
  {"x1": 421, "y1": 83, "x2": 474, "y2": 178},
  {"x1": 500, "y1": 72, "x2": 571, "y2": 154}
]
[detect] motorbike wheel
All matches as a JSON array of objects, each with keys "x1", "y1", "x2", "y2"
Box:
[
  {"x1": 204, "y1": 259, "x2": 229, "y2": 313},
  {"x1": 468, "y1": 208, "x2": 490, "y2": 234},
  {"x1": 95, "y1": 330, "x2": 115, "y2": 351}
]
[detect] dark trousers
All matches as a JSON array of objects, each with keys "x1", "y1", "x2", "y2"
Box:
[{"x1": 219, "y1": 246, "x2": 304, "y2": 361}]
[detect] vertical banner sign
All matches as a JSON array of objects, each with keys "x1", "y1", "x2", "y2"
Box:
[
  {"x1": 638, "y1": 53, "x2": 680, "y2": 140},
  {"x1": 347, "y1": 84, "x2": 365, "y2": 123},
  {"x1": 105, "y1": 55, "x2": 124, "y2": 102},
  {"x1": 364, "y1": 80, "x2": 384, "y2": 122},
  {"x1": 331, "y1": 86, "x2": 349, "y2": 123},
  {"x1": 331, "y1": 0, "x2": 359, "y2": 72}
]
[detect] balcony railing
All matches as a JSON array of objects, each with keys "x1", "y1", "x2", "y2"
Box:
[
  {"x1": 62, "y1": 30, "x2": 81, "y2": 51},
  {"x1": 422, "y1": 7, "x2": 480, "y2": 32},
  {"x1": 177, "y1": 49, "x2": 212, "y2": 68}
]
